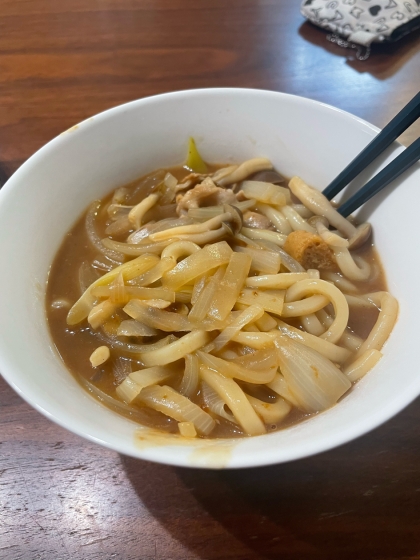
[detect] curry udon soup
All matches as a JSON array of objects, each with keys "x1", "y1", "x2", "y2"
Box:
[{"x1": 46, "y1": 140, "x2": 398, "y2": 439}]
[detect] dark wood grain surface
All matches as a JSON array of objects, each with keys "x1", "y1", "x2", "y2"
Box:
[{"x1": 1, "y1": 2, "x2": 420, "y2": 559}]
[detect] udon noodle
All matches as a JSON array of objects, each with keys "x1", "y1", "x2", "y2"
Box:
[{"x1": 46, "y1": 139, "x2": 398, "y2": 438}]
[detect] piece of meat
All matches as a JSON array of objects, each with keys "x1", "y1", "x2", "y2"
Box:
[
  {"x1": 175, "y1": 172, "x2": 207, "y2": 193},
  {"x1": 176, "y1": 177, "x2": 238, "y2": 214},
  {"x1": 243, "y1": 211, "x2": 272, "y2": 230},
  {"x1": 283, "y1": 230, "x2": 335, "y2": 270}
]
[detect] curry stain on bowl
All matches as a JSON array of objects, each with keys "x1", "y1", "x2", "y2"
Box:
[
  {"x1": 134, "y1": 428, "x2": 236, "y2": 468},
  {"x1": 60, "y1": 124, "x2": 79, "y2": 135}
]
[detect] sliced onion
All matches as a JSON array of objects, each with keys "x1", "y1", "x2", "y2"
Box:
[
  {"x1": 105, "y1": 215, "x2": 132, "y2": 237},
  {"x1": 107, "y1": 203, "x2": 133, "y2": 220},
  {"x1": 112, "y1": 357, "x2": 132, "y2": 384},
  {"x1": 123, "y1": 299, "x2": 193, "y2": 332},
  {"x1": 245, "y1": 394, "x2": 291, "y2": 425},
  {"x1": 179, "y1": 354, "x2": 200, "y2": 398},
  {"x1": 248, "y1": 170, "x2": 285, "y2": 184},
  {"x1": 267, "y1": 373, "x2": 300, "y2": 408},
  {"x1": 263, "y1": 243, "x2": 305, "y2": 272},
  {"x1": 232, "y1": 347, "x2": 279, "y2": 372},
  {"x1": 79, "y1": 262, "x2": 101, "y2": 295},
  {"x1": 274, "y1": 335, "x2": 351, "y2": 413},
  {"x1": 116, "y1": 377, "x2": 141, "y2": 403},
  {"x1": 240, "y1": 181, "x2": 290, "y2": 206},
  {"x1": 92, "y1": 259, "x2": 113, "y2": 272},
  {"x1": 234, "y1": 245, "x2": 281, "y2": 275},
  {"x1": 207, "y1": 252, "x2": 253, "y2": 322},
  {"x1": 164, "y1": 172, "x2": 178, "y2": 189},
  {"x1": 197, "y1": 350, "x2": 276, "y2": 384},
  {"x1": 127, "y1": 223, "x2": 160, "y2": 244},
  {"x1": 116, "y1": 366, "x2": 175, "y2": 403},
  {"x1": 162, "y1": 241, "x2": 232, "y2": 291},
  {"x1": 126, "y1": 169, "x2": 166, "y2": 204},
  {"x1": 97, "y1": 331, "x2": 178, "y2": 355},
  {"x1": 86, "y1": 201, "x2": 124, "y2": 263},
  {"x1": 210, "y1": 304, "x2": 264, "y2": 352},
  {"x1": 79, "y1": 376, "x2": 174, "y2": 430},
  {"x1": 117, "y1": 320, "x2": 158, "y2": 337},
  {"x1": 201, "y1": 381, "x2": 235, "y2": 422},
  {"x1": 67, "y1": 253, "x2": 159, "y2": 325},
  {"x1": 138, "y1": 385, "x2": 216, "y2": 436},
  {"x1": 50, "y1": 298, "x2": 72, "y2": 309},
  {"x1": 189, "y1": 267, "x2": 226, "y2": 323}
]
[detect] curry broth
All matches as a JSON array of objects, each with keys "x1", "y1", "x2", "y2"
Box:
[{"x1": 46, "y1": 166, "x2": 388, "y2": 438}]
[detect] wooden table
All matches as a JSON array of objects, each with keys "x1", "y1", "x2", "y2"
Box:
[{"x1": 1, "y1": 2, "x2": 419, "y2": 558}]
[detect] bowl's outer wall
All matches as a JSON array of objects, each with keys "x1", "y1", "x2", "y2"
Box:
[{"x1": 0, "y1": 89, "x2": 418, "y2": 468}]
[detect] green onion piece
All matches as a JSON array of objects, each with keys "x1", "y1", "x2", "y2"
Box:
[{"x1": 185, "y1": 137, "x2": 208, "y2": 173}]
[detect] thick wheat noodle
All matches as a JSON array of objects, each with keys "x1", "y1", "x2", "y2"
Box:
[
  {"x1": 161, "y1": 240, "x2": 201, "y2": 261},
  {"x1": 301, "y1": 313, "x2": 325, "y2": 336},
  {"x1": 231, "y1": 331, "x2": 277, "y2": 350},
  {"x1": 344, "y1": 294, "x2": 378, "y2": 309},
  {"x1": 128, "y1": 193, "x2": 160, "y2": 229},
  {"x1": 256, "y1": 203, "x2": 292, "y2": 234},
  {"x1": 281, "y1": 295, "x2": 329, "y2": 317},
  {"x1": 276, "y1": 319, "x2": 351, "y2": 363},
  {"x1": 291, "y1": 204, "x2": 313, "y2": 219},
  {"x1": 321, "y1": 271, "x2": 358, "y2": 294},
  {"x1": 150, "y1": 213, "x2": 230, "y2": 241},
  {"x1": 172, "y1": 225, "x2": 227, "y2": 244},
  {"x1": 316, "y1": 309, "x2": 362, "y2": 352},
  {"x1": 333, "y1": 247, "x2": 371, "y2": 281},
  {"x1": 281, "y1": 205, "x2": 316, "y2": 233},
  {"x1": 354, "y1": 292, "x2": 398, "y2": 358},
  {"x1": 102, "y1": 238, "x2": 174, "y2": 256},
  {"x1": 199, "y1": 366, "x2": 266, "y2": 436},
  {"x1": 285, "y1": 279, "x2": 349, "y2": 344},
  {"x1": 246, "y1": 394, "x2": 291, "y2": 424},
  {"x1": 288, "y1": 176, "x2": 356, "y2": 238},
  {"x1": 344, "y1": 349, "x2": 383, "y2": 382},
  {"x1": 316, "y1": 222, "x2": 349, "y2": 248},
  {"x1": 246, "y1": 272, "x2": 309, "y2": 289},
  {"x1": 241, "y1": 227, "x2": 287, "y2": 247},
  {"x1": 139, "y1": 330, "x2": 211, "y2": 367},
  {"x1": 217, "y1": 158, "x2": 272, "y2": 187}
]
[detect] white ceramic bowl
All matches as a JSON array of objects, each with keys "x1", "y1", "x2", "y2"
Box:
[{"x1": 0, "y1": 88, "x2": 418, "y2": 468}]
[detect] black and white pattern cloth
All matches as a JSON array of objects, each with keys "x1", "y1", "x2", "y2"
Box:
[{"x1": 301, "y1": 0, "x2": 420, "y2": 45}]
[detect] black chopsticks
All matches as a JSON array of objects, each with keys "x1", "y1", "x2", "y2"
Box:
[
  {"x1": 338, "y1": 136, "x2": 420, "y2": 217},
  {"x1": 322, "y1": 91, "x2": 420, "y2": 215}
]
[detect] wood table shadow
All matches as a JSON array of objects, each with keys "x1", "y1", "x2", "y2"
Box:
[
  {"x1": 298, "y1": 21, "x2": 420, "y2": 79},
  {"x1": 121, "y1": 396, "x2": 420, "y2": 560}
]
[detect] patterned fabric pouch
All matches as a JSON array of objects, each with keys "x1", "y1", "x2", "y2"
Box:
[{"x1": 301, "y1": 0, "x2": 420, "y2": 59}]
